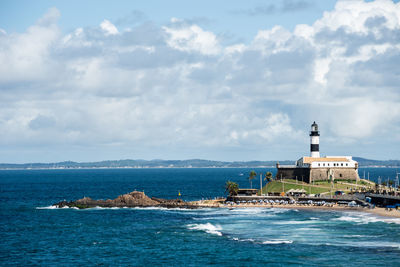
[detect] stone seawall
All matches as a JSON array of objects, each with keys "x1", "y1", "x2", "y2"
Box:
[{"x1": 310, "y1": 168, "x2": 359, "y2": 182}]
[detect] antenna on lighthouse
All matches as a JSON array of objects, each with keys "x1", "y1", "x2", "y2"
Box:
[{"x1": 310, "y1": 121, "x2": 320, "y2": 158}]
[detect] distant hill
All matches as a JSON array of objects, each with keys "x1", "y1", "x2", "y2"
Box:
[
  {"x1": 0, "y1": 157, "x2": 398, "y2": 169},
  {"x1": 353, "y1": 157, "x2": 400, "y2": 167},
  {"x1": 0, "y1": 159, "x2": 292, "y2": 169}
]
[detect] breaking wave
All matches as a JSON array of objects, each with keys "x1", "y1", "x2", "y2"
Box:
[
  {"x1": 272, "y1": 220, "x2": 322, "y2": 225},
  {"x1": 230, "y1": 237, "x2": 293, "y2": 245},
  {"x1": 262, "y1": 240, "x2": 293, "y2": 244},
  {"x1": 36, "y1": 205, "x2": 78, "y2": 210},
  {"x1": 36, "y1": 206, "x2": 197, "y2": 211},
  {"x1": 187, "y1": 223, "x2": 223, "y2": 236},
  {"x1": 334, "y1": 212, "x2": 400, "y2": 225}
]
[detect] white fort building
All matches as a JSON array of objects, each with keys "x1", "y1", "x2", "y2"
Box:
[{"x1": 276, "y1": 122, "x2": 360, "y2": 183}]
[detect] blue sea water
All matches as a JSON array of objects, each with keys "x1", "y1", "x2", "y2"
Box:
[{"x1": 1, "y1": 168, "x2": 400, "y2": 266}]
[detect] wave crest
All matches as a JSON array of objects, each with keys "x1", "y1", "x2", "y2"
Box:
[
  {"x1": 262, "y1": 240, "x2": 293, "y2": 244},
  {"x1": 335, "y1": 212, "x2": 400, "y2": 225},
  {"x1": 36, "y1": 205, "x2": 77, "y2": 210},
  {"x1": 187, "y1": 223, "x2": 223, "y2": 236}
]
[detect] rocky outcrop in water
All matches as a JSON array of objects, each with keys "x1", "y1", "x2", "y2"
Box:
[{"x1": 54, "y1": 191, "x2": 196, "y2": 209}]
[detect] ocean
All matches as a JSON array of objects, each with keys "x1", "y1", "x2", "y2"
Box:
[{"x1": 1, "y1": 168, "x2": 399, "y2": 266}]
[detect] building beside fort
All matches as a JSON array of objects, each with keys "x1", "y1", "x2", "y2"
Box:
[{"x1": 276, "y1": 122, "x2": 360, "y2": 183}]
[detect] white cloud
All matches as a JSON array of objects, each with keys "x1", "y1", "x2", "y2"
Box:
[
  {"x1": 163, "y1": 24, "x2": 220, "y2": 55},
  {"x1": 314, "y1": 0, "x2": 400, "y2": 33},
  {"x1": 253, "y1": 26, "x2": 293, "y2": 54},
  {"x1": 0, "y1": 9, "x2": 60, "y2": 83},
  {"x1": 0, "y1": 1, "x2": 399, "y2": 161},
  {"x1": 37, "y1": 7, "x2": 60, "y2": 26},
  {"x1": 100, "y1": 19, "x2": 119, "y2": 35}
]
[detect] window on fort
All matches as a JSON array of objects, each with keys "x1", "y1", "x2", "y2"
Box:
[
  {"x1": 328, "y1": 164, "x2": 330, "y2": 166},
  {"x1": 323, "y1": 163, "x2": 325, "y2": 166},
  {"x1": 346, "y1": 163, "x2": 348, "y2": 166},
  {"x1": 340, "y1": 174, "x2": 342, "y2": 177},
  {"x1": 318, "y1": 163, "x2": 320, "y2": 166},
  {"x1": 341, "y1": 163, "x2": 343, "y2": 166}
]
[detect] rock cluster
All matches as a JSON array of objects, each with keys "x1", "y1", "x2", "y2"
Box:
[{"x1": 55, "y1": 190, "x2": 195, "y2": 209}]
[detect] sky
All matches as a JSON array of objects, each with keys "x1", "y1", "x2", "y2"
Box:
[{"x1": 0, "y1": 0, "x2": 399, "y2": 163}]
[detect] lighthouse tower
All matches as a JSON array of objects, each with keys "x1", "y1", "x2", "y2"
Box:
[{"x1": 310, "y1": 121, "x2": 320, "y2": 158}]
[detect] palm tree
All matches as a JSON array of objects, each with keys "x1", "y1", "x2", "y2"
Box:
[
  {"x1": 248, "y1": 170, "x2": 256, "y2": 189},
  {"x1": 225, "y1": 181, "x2": 239, "y2": 196},
  {"x1": 264, "y1": 171, "x2": 273, "y2": 182}
]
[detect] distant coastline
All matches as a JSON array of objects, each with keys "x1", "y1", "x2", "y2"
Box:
[{"x1": 0, "y1": 157, "x2": 399, "y2": 170}]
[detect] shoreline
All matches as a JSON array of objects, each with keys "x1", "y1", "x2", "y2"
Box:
[
  {"x1": 53, "y1": 190, "x2": 400, "y2": 219},
  {"x1": 191, "y1": 202, "x2": 400, "y2": 218}
]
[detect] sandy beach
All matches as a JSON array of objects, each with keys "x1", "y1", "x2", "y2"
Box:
[{"x1": 365, "y1": 207, "x2": 400, "y2": 218}]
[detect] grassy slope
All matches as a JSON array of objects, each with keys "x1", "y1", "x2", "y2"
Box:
[{"x1": 260, "y1": 179, "x2": 376, "y2": 195}]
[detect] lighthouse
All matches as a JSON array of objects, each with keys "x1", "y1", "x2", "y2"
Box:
[
  {"x1": 276, "y1": 121, "x2": 360, "y2": 183},
  {"x1": 310, "y1": 121, "x2": 320, "y2": 158}
]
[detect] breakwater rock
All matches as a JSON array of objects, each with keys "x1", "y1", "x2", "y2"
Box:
[{"x1": 54, "y1": 191, "x2": 198, "y2": 209}]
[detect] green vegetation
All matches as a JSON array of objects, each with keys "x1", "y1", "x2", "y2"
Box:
[
  {"x1": 264, "y1": 171, "x2": 273, "y2": 182},
  {"x1": 248, "y1": 170, "x2": 257, "y2": 189},
  {"x1": 260, "y1": 180, "x2": 328, "y2": 195},
  {"x1": 73, "y1": 204, "x2": 90, "y2": 209},
  {"x1": 259, "y1": 178, "x2": 377, "y2": 195},
  {"x1": 225, "y1": 181, "x2": 239, "y2": 196}
]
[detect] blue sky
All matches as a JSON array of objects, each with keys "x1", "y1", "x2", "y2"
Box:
[
  {"x1": 1, "y1": 0, "x2": 337, "y2": 41},
  {"x1": 0, "y1": 0, "x2": 399, "y2": 163}
]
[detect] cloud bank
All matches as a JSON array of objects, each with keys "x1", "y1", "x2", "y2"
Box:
[{"x1": 0, "y1": 0, "x2": 399, "y2": 162}]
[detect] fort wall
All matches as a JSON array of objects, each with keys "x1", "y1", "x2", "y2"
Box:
[
  {"x1": 276, "y1": 167, "x2": 360, "y2": 184},
  {"x1": 276, "y1": 167, "x2": 311, "y2": 183},
  {"x1": 310, "y1": 168, "x2": 359, "y2": 182}
]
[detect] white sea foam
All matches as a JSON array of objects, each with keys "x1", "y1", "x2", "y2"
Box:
[
  {"x1": 229, "y1": 207, "x2": 290, "y2": 214},
  {"x1": 323, "y1": 241, "x2": 400, "y2": 249},
  {"x1": 262, "y1": 240, "x2": 293, "y2": 244},
  {"x1": 229, "y1": 237, "x2": 292, "y2": 245},
  {"x1": 98, "y1": 206, "x2": 178, "y2": 211},
  {"x1": 131, "y1": 206, "x2": 197, "y2": 212},
  {"x1": 272, "y1": 220, "x2": 321, "y2": 225},
  {"x1": 229, "y1": 208, "x2": 265, "y2": 214},
  {"x1": 355, "y1": 241, "x2": 400, "y2": 249},
  {"x1": 187, "y1": 223, "x2": 223, "y2": 236},
  {"x1": 36, "y1": 205, "x2": 59, "y2": 209},
  {"x1": 37, "y1": 205, "x2": 199, "y2": 211},
  {"x1": 36, "y1": 205, "x2": 77, "y2": 210},
  {"x1": 342, "y1": 234, "x2": 373, "y2": 238},
  {"x1": 335, "y1": 212, "x2": 400, "y2": 225}
]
